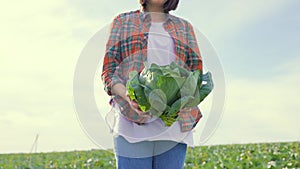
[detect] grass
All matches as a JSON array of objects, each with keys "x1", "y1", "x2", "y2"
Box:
[{"x1": 0, "y1": 141, "x2": 299, "y2": 169}]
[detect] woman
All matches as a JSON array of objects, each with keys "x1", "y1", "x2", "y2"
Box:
[{"x1": 101, "y1": 0, "x2": 202, "y2": 168}]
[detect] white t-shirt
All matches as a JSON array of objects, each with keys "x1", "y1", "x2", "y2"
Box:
[{"x1": 107, "y1": 21, "x2": 194, "y2": 146}]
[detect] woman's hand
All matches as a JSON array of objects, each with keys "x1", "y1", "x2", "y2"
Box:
[
  {"x1": 112, "y1": 83, "x2": 152, "y2": 118},
  {"x1": 124, "y1": 93, "x2": 152, "y2": 119}
]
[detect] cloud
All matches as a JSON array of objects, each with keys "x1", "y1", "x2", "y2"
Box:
[
  {"x1": 176, "y1": 0, "x2": 293, "y2": 39},
  {"x1": 204, "y1": 57, "x2": 300, "y2": 145},
  {"x1": 0, "y1": 0, "x2": 106, "y2": 153}
]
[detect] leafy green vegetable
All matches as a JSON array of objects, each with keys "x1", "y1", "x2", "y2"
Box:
[
  {"x1": 166, "y1": 96, "x2": 194, "y2": 116},
  {"x1": 148, "y1": 89, "x2": 168, "y2": 115},
  {"x1": 126, "y1": 71, "x2": 150, "y2": 112},
  {"x1": 180, "y1": 70, "x2": 200, "y2": 97},
  {"x1": 126, "y1": 62, "x2": 214, "y2": 126},
  {"x1": 126, "y1": 71, "x2": 139, "y2": 101}
]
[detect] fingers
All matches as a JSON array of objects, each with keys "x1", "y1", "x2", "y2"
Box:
[
  {"x1": 130, "y1": 100, "x2": 139, "y2": 109},
  {"x1": 184, "y1": 107, "x2": 192, "y2": 111},
  {"x1": 136, "y1": 110, "x2": 152, "y2": 118},
  {"x1": 180, "y1": 107, "x2": 193, "y2": 113},
  {"x1": 129, "y1": 100, "x2": 152, "y2": 118},
  {"x1": 125, "y1": 95, "x2": 152, "y2": 118}
]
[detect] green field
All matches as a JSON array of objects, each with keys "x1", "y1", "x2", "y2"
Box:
[{"x1": 0, "y1": 142, "x2": 299, "y2": 169}]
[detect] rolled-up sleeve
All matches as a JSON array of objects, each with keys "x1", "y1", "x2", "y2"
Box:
[
  {"x1": 186, "y1": 22, "x2": 202, "y2": 72},
  {"x1": 177, "y1": 21, "x2": 203, "y2": 132},
  {"x1": 101, "y1": 16, "x2": 123, "y2": 96},
  {"x1": 101, "y1": 14, "x2": 148, "y2": 124}
]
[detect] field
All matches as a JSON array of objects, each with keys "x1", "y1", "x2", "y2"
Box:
[{"x1": 0, "y1": 141, "x2": 299, "y2": 169}]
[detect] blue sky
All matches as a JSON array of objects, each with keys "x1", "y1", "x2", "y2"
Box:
[
  {"x1": 0, "y1": 0, "x2": 299, "y2": 153},
  {"x1": 220, "y1": 1, "x2": 300, "y2": 78}
]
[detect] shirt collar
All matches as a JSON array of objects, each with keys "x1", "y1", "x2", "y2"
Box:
[{"x1": 139, "y1": 9, "x2": 173, "y2": 24}]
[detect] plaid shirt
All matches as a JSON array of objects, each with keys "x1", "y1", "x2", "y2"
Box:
[{"x1": 101, "y1": 10, "x2": 203, "y2": 132}]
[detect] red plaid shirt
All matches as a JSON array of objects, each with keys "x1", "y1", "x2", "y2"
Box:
[{"x1": 101, "y1": 10, "x2": 203, "y2": 132}]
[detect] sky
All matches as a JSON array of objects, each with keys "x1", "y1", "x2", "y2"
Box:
[{"x1": 0, "y1": 0, "x2": 299, "y2": 153}]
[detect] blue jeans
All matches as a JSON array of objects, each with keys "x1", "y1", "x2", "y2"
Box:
[{"x1": 114, "y1": 135, "x2": 187, "y2": 169}]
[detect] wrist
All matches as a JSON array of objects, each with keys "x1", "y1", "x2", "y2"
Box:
[{"x1": 120, "y1": 91, "x2": 128, "y2": 100}]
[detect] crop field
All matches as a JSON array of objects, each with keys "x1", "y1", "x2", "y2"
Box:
[{"x1": 0, "y1": 141, "x2": 299, "y2": 169}]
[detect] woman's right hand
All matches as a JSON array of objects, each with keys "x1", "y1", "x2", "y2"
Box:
[
  {"x1": 124, "y1": 94, "x2": 152, "y2": 119},
  {"x1": 111, "y1": 83, "x2": 152, "y2": 119}
]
